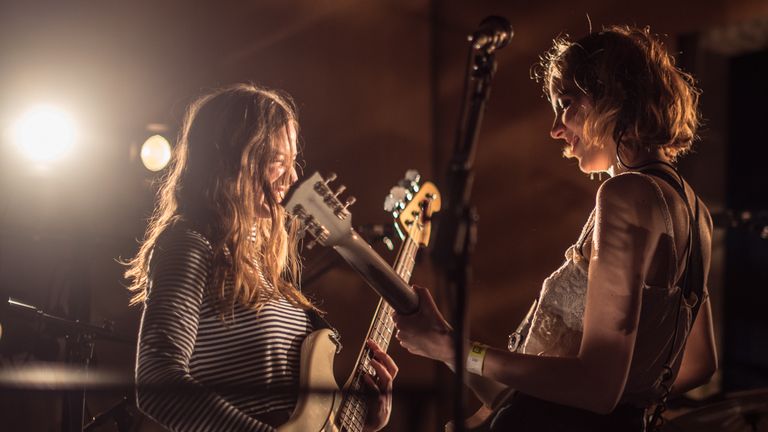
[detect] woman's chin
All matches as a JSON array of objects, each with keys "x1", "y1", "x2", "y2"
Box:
[{"x1": 576, "y1": 157, "x2": 591, "y2": 173}]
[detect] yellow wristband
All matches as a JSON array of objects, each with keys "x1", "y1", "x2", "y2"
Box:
[{"x1": 466, "y1": 342, "x2": 488, "y2": 375}]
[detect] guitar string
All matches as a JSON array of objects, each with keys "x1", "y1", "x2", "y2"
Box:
[
  {"x1": 338, "y1": 235, "x2": 419, "y2": 431},
  {"x1": 347, "y1": 236, "x2": 417, "y2": 429}
]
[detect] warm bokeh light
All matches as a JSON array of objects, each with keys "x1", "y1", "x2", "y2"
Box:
[
  {"x1": 11, "y1": 105, "x2": 77, "y2": 163},
  {"x1": 140, "y1": 134, "x2": 172, "y2": 171}
]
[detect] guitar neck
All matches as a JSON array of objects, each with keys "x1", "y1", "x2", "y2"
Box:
[
  {"x1": 335, "y1": 236, "x2": 419, "y2": 432},
  {"x1": 333, "y1": 229, "x2": 419, "y2": 315},
  {"x1": 364, "y1": 235, "x2": 418, "y2": 352}
]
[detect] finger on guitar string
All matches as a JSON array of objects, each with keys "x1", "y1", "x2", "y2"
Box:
[
  {"x1": 362, "y1": 372, "x2": 382, "y2": 396},
  {"x1": 367, "y1": 357, "x2": 393, "y2": 393},
  {"x1": 366, "y1": 339, "x2": 399, "y2": 379}
]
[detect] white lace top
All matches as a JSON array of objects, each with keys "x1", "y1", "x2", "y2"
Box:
[
  {"x1": 520, "y1": 210, "x2": 593, "y2": 358},
  {"x1": 519, "y1": 172, "x2": 700, "y2": 406}
]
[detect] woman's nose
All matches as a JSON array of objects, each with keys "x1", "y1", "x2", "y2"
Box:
[{"x1": 550, "y1": 114, "x2": 566, "y2": 139}]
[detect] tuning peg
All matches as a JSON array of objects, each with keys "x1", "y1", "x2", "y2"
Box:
[
  {"x1": 384, "y1": 186, "x2": 407, "y2": 213},
  {"x1": 400, "y1": 169, "x2": 421, "y2": 193},
  {"x1": 324, "y1": 172, "x2": 337, "y2": 184},
  {"x1": 334, "y1": 196, "x2": 356, "y2": 220},
  {"x1": 404, "y1": 169, "x2": 421, "y2": 184},
  {"x1": 313, "y1": 225, "x2": 330, "y2": 243},
  {"x1": 305, "y1": 239, "x2": 317, "y2": 250},
  {"x1": 383, "y1": 195, "x2": 396, "y2": 213},
  {"x1": 334, "y1": 185, "x2": 346, "y2": 197},
  {"x1": 288, "y1": 203, "x2": 306, "y2": 218},
  {"x1": 304, "y1": 214, "x2": 316, "y2": 228}
]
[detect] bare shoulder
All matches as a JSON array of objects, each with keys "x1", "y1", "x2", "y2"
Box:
[
  {"x1": 596, "y1": 173, "x2": 663, "y2": 209},
  {"x1": 594, "y1": 172, "x2": 671, "y2": 232}
]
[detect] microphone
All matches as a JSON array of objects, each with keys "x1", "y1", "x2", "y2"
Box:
[{"x1": 470, "y1": 15, "x2": 514, "y2": 52}]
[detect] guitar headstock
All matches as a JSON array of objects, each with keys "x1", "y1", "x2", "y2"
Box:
[
  {"x1": 284, "y1": 172, "x2": 357, "y2": 248},
  {"x1": 384, "y1": 170, "x2": 441, "y2": 247}
]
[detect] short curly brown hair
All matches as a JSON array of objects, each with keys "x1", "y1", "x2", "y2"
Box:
[{"x1": 534, "y1": 25, "x2": 701, "y2": 162}]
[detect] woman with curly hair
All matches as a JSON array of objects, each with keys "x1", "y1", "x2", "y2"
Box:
[
  {"x1": 394, "y1": 25, "x2": 717, "y2": 431},
  {"x1": 125, "y1": 83, "x2": 397, "y2": 431}
]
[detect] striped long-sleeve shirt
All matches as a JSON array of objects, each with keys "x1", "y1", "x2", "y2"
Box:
[{"x1": 136, "y1": 226, "x2": 313, "y2": 431}]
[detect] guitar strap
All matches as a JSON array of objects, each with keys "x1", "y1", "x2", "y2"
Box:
[
  {"x1": 639, "y1": 168, "x2": 705, "y2": 320},
  {"x1": 639, "y1": 167, "x2": 705, "y2": 430}
]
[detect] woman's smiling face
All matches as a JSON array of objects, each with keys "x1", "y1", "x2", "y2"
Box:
[{"x1": 549, "y1": 80, "x2": 615, "y2": 174}]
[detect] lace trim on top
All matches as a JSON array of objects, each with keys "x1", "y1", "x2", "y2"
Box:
[
  {"x1": 520, "y1": 210, "x2": 594, "y2": 357},
  {"x1": 520, "y1": 172, "x2": 683, "y2": 362}
]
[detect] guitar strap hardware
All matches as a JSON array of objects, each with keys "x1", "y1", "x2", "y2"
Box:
[
  {"x1": 328, "y1": 329, "x2": 343, "y2": 354},
  {"x1": 639, "y1": 167, "x2": 704, "y2": 432},
  {"x1": 308, "y1": 309, "x2": 343, "y2": 354},
  {"x1": 507, "y1": 299, "x2": 538, "y2": 352}
]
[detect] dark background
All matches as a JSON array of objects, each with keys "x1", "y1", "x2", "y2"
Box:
[{"x1": 1, "y1": 0, "x2": 767, "y2": 430}]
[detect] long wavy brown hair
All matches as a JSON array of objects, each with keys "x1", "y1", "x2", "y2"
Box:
[
  {"x1": 535, "y1": 25, "x2": 701, "y2": 162},
  {"x1": 125, "y1": 83, "x2": 316, "y2": 314}
]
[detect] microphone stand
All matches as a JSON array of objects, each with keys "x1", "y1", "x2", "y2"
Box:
[
  {"x1": 431, "y1": 32, "x2": 501, "y2": 432},
  {"x1": 5, "y1": 297, "x2": 126, "y2": 432}
]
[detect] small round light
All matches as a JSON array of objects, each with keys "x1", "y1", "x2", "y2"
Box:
[
  {"x1": 140, "y1": 134, "x2": 172, "y2": 171},
  {"x1": 11, "y1": 105, "x2": 76, "y2": 163}
]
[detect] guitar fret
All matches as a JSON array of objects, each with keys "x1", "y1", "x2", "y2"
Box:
[
  {"x1": 341, "y1": 400, "x2": 352, "y2": 427},
  {"x1": 339, "y1": 410, "x2": 349, "y2": 430},
  {"x1": 342, "y1": 396, "x2": 364, "y2": 432},
  {"x1": 344, "y1": 396, "x2": 365, "y2": 432},
  {"x1": 290, "y1": 176, "x2": 438, "y2": 432},
  {"x1": 337, "y1": 197, "x2": 436, "y2": 432}
]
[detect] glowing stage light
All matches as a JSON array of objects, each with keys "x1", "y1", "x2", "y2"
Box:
[
  {"x1": 11, "y1": 105, "x2": 76, "y2": 163},
  {"x1": 140, "y1": 134, "x2": 171, "y2": 171}
]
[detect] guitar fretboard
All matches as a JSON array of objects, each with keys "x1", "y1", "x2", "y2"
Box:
[{"x1": 336, "y1": 235, "x2": 419, "y2": 432}]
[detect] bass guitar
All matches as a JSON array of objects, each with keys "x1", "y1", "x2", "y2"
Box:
[{"x1": 279, "y1": 170, "x2": 441, "y2": 431}]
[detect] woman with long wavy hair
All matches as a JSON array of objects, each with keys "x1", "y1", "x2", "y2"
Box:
[
  {"x1": 393, "y1": 25, "x2": 717, "y2": 431},
  {"x1": 125, "y1": 83, "x2": 396, "y2": 431}
]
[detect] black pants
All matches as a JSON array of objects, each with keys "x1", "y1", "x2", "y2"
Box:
[{"x1": 489, "y1": 392, "x2": 647, "y2": 432}]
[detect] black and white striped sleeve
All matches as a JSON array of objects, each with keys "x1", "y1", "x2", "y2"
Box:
[{"x1": 135, "y1": 228, "x2": 275, "y2": 432}]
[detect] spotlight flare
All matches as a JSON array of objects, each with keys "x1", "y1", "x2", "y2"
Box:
[
  {"x1": 12, "y1": 105, "x2": 77, "y2": 162},
  {"x1": 141, "y1": 134, "x2": 172, "y2": 171}
]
